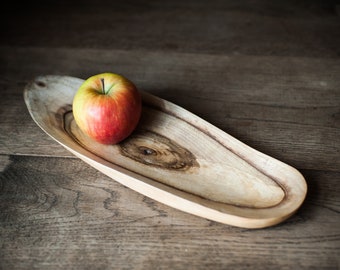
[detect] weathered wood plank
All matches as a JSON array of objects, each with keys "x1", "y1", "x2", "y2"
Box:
[
  {"x1": 2, "y1": 0, "x2": 340, "y2": 57},
  {"x1": 0, "y1": 155, "x2": 339, "y2": 269},
  {"x1": 1, "y1": 47, "x2": 339, "y2": 171}
]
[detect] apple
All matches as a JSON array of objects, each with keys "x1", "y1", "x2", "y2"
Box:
[{"x1": 72, "y1": 72, "x2": 142, "y2": 145}]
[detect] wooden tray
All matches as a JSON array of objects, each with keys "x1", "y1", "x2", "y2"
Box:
[{"x1": 24, "y1": 75, "x2": 307, "y2": 228}]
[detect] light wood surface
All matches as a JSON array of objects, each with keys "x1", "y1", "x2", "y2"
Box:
[
  {"x1": 1, "y1": 1, "x2": 339, "y2": 269},
  {"x1": 24, "y1": 75, "x2": 307, "y2": 228}
]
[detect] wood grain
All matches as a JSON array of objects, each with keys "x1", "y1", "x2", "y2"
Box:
[
  {"x1": 3, "y1": 1, "x2": 340, "y2": 57},
  {"x1": 0, "y1": 0, "x2": 339, "y2": 268},
  {"x1": 0, "y1": 47, "x2": 339, "y2": 172},
  {"x1": 0, "y1": 155, "x2": 338, "y2": 269},
  {"x1": 24, "y1": 75, "x2": 307, "y2": 228}
]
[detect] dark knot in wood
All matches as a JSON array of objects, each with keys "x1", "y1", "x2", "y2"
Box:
[
  {"x1": 140, "y1": 147, "x2": 156, "y2": 156},
  {"x1": 35, "y1": 81, "x2": 46, "y2": 87},
  {"x1": 119, "y1": 130, "x2": 199, "y2": 171}
]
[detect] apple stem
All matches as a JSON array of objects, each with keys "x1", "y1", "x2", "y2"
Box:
[{"x1": 101, "y1": 78, "x2": 105, "y2": 94}]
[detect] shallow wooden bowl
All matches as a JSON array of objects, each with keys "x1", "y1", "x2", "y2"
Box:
[{"x1": 24, "y1": 75, "x2": 307, "y2": 228}]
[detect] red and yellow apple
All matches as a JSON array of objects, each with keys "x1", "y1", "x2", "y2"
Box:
[{"x1": 72, "y1": 73, "x2": 142, "y2": 145}]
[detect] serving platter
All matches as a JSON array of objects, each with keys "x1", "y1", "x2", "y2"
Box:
[{"x1": 24, "y1": 75, "x2": 307, "y2": 228}]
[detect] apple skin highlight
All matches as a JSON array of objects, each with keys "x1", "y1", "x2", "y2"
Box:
[{"x1": 72, "y1": 73, "x2": 142, "y2": 145}]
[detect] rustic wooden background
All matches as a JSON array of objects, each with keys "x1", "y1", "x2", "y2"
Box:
[{"x1": 1, "y1": 1, "x2": 339, "y2": 269}]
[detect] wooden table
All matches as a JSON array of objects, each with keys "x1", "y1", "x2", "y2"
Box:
[{"x1": 1, "y1": 1, "x2": 339, "y2": 269}]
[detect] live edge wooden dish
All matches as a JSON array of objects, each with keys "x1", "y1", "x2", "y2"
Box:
[{"x1": 24, "y1": 75, "x2": 307, "y2": 229}]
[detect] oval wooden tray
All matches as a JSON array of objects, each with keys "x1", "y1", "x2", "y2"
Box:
[{"x1": 24, "y1": 75, "x2": 307, "y2": 228}]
